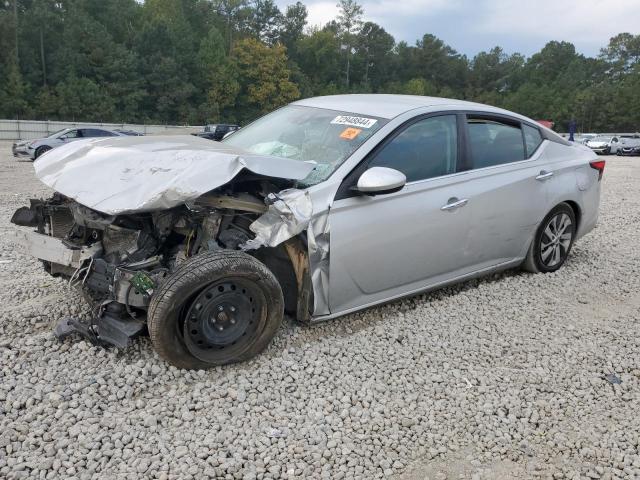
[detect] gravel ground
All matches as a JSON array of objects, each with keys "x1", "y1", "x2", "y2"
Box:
[{"x1": 1, "y1": 143, "x2": 639, "y2": 480}]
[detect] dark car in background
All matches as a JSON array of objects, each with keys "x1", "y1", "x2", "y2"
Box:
[
  {"x1": 192, "y1": 124, "x2": 240, "y2": 141},
  {"x1": 618, "y1": 143, "x2": 640, "y2": 156},
  {"x1": 616, "y1": 135, "x2": 640, "y2": 156}
]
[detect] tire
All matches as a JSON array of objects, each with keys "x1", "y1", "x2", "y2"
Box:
[
  {"x1": 34, "y1": 145, "x2": 52, "y2": 159},
  {"x1": 148, "y1": 250, "x2": 284, "y2": 369},
  {"x1": 522, "y1": 203, "x2": 576, "y2": 274}
]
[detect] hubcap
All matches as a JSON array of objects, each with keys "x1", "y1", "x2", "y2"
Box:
[
  {"x1": 540, "y1": 213, "x2": 572, "y2": 267},
  {"x1": 182, "y1": 279, "x2": 264, "y2": 362}
]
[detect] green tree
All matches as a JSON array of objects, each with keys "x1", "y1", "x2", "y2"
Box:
[
  {"x1": 231, "y1": 38, "x2": 299, "y2": 121},
  {"x1": 355, "y1": 22, "x2": 394, "y2": 89},
  {"x1": 248, "y1": 0, "x2": 282, "y2": 44},
  {"x1": 469, "y1": 47, "x2": 524, "y2": 94},
  {"x1": 296, "y1": 28, "x2": 341, "y2": 93},
  {"x1": 0, "y1": 61, "x2": 28, "y2": 117},
  {"x1": 600, "y1": 33, "x2": 640, "y2": 77},
  {"x1": 55, "y1": 75, "x2": 115, "y2": 121},
  {"x1": 214, "y1": 0, "x2": 251, "y2": 53},
  {"x1": 523, "y1": 41, "x2": 579, "y2": 85},
  {"x1": 336, "y1": 0, "x2": 363, "y2": 87},
  {"x1": 198, "y1": 26, "x2": 239, "y2": 122},
  {"x1": 280, "y1": 1, "x2": 307, "y2": 54}
]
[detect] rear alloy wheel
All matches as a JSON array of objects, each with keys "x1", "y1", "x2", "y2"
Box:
[
  {"x1": 148, "y1": 251, "x2": 284, "y2": 369},
  {"x1": 523, "y1": 203, "x2": 576, "y2": 273},
  {"x1": 34, "y1": 145, "x2": 52, "y2": 159}
]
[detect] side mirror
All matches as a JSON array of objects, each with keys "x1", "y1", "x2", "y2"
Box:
[{"x1": 356, "y1": 167, "x2": 406, "y2": 195}]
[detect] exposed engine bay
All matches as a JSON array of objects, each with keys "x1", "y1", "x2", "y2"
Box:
[{"x1": 11, "y1": 175, "x2": 313, "y2": 349}]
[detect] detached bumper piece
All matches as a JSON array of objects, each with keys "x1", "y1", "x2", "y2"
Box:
[{"x1": 53, "y1": 304, "x2": 146, "y2": 349}]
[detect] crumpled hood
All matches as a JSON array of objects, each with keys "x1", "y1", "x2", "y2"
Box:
[{"x1": 34, "y1": 135, "x2": 315, "y2": 215}]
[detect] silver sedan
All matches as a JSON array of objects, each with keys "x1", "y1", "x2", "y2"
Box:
[
  {"x1": 11, "y1": 95, "x2": 603, "y2": 369},
  {"x1": 13, "y1": 127, "x2": 127, "y2": 160}
]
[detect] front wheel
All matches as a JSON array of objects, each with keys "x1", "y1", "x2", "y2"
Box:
[
  {"x1": 148, "y1": 251, "x2": 284, "y2": 369},
  {"x1": 34, "y1": 145, "x2": 52, "y2": 159},
  {"x1": 522, "y1": 203, "x2": 576, "y2": 273}
]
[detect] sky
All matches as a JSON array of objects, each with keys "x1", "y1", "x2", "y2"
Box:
[{"x1": 276, "y1": 0, "x2": 640, "y2": 58}]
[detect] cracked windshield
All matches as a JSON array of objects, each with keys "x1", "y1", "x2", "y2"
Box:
[{"x1": 223, "y1": 105, "x2": 387, "y2": 186}]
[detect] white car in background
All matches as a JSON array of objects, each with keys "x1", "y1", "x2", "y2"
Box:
[
  {"x1": 12, "y1": 127, "x2": 128, "y2": 160},
  {"x1": 585, "y1": 135, "x2": 620, "y2": 155}
]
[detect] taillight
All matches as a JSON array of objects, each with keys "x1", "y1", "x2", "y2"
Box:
[{"x1": 590, "y1": 160, "x2": 605, "y2": 181}]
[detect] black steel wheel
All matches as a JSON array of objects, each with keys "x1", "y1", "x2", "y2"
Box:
[
  {"x1": 523, "y1": 203, "x2": 576, "y2": 273},
  {"x1": 182, "y1": 278, "x2": 266, "y2": 363},
  {"x1": 148, "y1": 251, "x2": 284, "y2": 369}
]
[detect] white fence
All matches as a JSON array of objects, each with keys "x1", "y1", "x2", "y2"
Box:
[{"x1": 0, "y1": 119, "x2": 202, "y2": 141}]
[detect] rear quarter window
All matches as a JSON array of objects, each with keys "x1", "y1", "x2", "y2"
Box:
[{"x1": 523, "y1": 124, "x2": 543, "y2": 157}]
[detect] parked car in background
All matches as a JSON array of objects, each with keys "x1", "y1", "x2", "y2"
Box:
[
  {"x1": 618, "y1": 145, "x2": 640, "y2": 156},
  {"x1": 572, "y1": 134, "x2": 597, "y2": 145},
  {"x1": 617, "y1": 136, "x2": 640, "y2": 156},
  {"x1": 11, "y1": 94, "x2": 603, "y2": 369},
  {"x1": 11, "y1": 140, "x2": 31, "y2": 157},
  {"x1": 192, "y1": 124, "x2": 240, "y2": 141},
  {"x1": 585, "y1": 135, "x2": 620, "y2": 155},
  {"x1": 13, "y1": 127, "x2": 129, "y2": 160}
]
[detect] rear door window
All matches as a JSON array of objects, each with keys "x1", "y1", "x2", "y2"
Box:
[
  {"x1": 367, "y1": 115, "x2": 458, "y2": 182},
  {"x1": 467, "y1": 117, "x2": 525, "y2": 169},
  {"x1": 62, "y1": 129, "x2": 79, "y2": 139},
  {"x1": 82, "y1": 129, "x2": 116, "y2": 137}
]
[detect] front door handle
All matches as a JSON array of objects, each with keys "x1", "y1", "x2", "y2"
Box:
[
  {"x1": 441, "y1": 197, "x2": 469, "y2": 211},
  {"x1": 536, "y1": 170, "x2": 554, "y2": 181}
]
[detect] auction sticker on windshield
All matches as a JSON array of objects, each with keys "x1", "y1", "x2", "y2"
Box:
[
  {"x1": 331, "y1": 115, "x2": 378, "y2": 129},
  {"x1": 339, "y1": 127, "x2": 362, "y2": 140}
]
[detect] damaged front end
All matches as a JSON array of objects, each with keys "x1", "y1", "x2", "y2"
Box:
[
  {"x1": 12, "y1": 185, "x2": 315, "y2": 348},
  {"x1": 11, "y1": 136, "x2": 321, "y2": 351}
]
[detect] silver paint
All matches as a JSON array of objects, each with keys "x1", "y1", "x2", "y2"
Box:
[{"x1": 34, "y1": 135, "x2": 315, "y2": 215}]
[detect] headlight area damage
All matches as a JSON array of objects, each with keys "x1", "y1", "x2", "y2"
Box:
[{"x1": 10, "y1": 136, "x2": 322, "y2": 369}]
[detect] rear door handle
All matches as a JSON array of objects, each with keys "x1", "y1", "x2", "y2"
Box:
[
  {"x1": 441, "y1": 198, "x2": 469, "y2": 211},
  {"x1": 536, "y1": 170, "x2": 554, "y2": 181}
]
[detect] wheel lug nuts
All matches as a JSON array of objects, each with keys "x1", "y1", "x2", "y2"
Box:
[
  {"x1": 218, "y1": 306, "x2": 224, "y2": 311},
  {"x1": 230, "y1": 306, "x2": 236, "y2": 312},
  {"x1": 217, "y1": 326, "x2": 224, "y2": 331},
  {"x1": 230, "y1": 319, "x2": 236, "y2": 324}
]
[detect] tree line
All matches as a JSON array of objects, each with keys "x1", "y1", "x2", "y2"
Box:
[{"x1": 1, "y1": 0, "x2": 639, "y2": 132}]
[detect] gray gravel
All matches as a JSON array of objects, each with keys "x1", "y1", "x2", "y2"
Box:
[{"x1": 1, "y1": 143, "x2": 639, "y2": 480}]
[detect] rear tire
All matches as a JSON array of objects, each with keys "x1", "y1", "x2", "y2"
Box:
[
  {"x1": 522, "y1": 203, "x2": 576, "y2": 273},
  {"x1": 34, "y1": 145, "x2": 52, "y2": 159},
  {"x1": 148, "y1": 251, "x2": 284, "y2": 369}
]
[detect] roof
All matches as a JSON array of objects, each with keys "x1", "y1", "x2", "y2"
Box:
[
  {"x1": 294, "y1": 94, "x2": 571, "y2": 147},
  {"x1": 294, "y1": 94, "x2": 493, "y2": 119}
]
